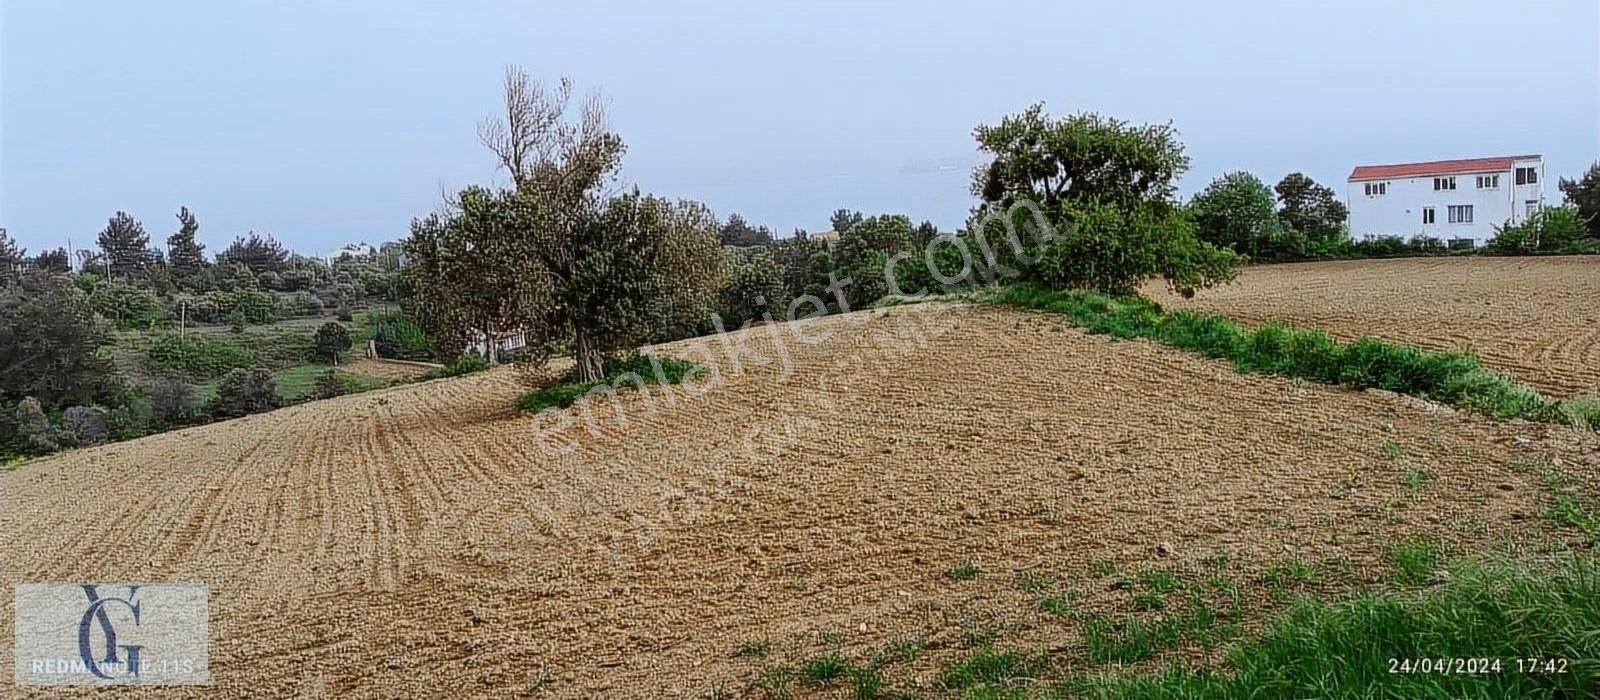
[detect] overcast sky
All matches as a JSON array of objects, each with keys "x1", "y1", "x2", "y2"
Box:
[{"x1": 3, "y1": 1, "x2": 1597, "y2": 254}]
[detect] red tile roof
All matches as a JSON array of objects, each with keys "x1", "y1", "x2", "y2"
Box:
[{"x1": 1348, "y1": 156, "x2": 1537, "y2": 181}]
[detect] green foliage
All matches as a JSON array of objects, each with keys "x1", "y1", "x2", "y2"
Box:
[
  {"x1": 96, "y1": 211, "x2": 155, "y2": 277},
  {"x1": 210, "y1": 368, "x2": 279, "y2": 419},
  {"x1": 90, "y1": 282, "x2": 166, "y2": 330},
  {"x1": 718, "y1": 250, "x2": 789, "y2": 326},
  {"x1": 1189, "y1": 171, "x2": 1285, "y2": 259},
  {"x1": 992, "y1": 284, "x2": 1577, "y2": 426},
  {"x1": 314, "y1": 322, "x2": 353, "y2": 363},
  {"x1": 1490, "y1": 205, "x2": 1590, "y2": 254},
  {"x1": 0, "y1": 228, "x2": 25, "y2": 282},
  {"x1": 514, "y1": 355, "x2": 702, "y2": 412},
  {"x1": 938, "y1": 646, "x2": 1048, "y2": 692},
  {"x1": 1558, "y1": 161, "x2": 1600, "y2": 239},
  {"x1": 972, "y1": 104, "x2": 1239, "y2": 296},
  {"x1": 166, "y1": 206, "x2": 208, "y2": 279},
  {"x1": 369, "y1": 310, "x2": 436, "y2": 362},
  {"x1": 146, "y1": 335, "x2": 258, "y2": 380},
  {"x1": 313, "y1": 368, "x2": 347, "y2": 400},
  {"x1": 719, "y1": 212, "x2": 775, "y2": 247},
  {"x1": 34, "y1": 248, "x2": 71, "y2": 274},
  {"x1": 216, "y1": 232, "x2": 289, "y2": 275},
  {"x1": 0, "y1": 273, "x2": 120, "y2": 410},
  {"x1": 1076, "y1": 557, "x2": 1600, "y2": 699},
  {"x1": 944, "y1": 561, "x2": 981, "y2": 581},
  {"x1": 146, "y1": 375, "x2": 200, "y2": 427},
  {"x1": 1274, "y1": 172, "x2": 1349, "y2": 245},
  {"x1": 12, "y1": 397, "x2": 58, "y2": 454}
]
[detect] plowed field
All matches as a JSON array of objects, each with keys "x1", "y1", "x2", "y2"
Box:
[
  {"x1": 3, "y1": 302, "x2": 1596, "y2": 698},
  {"x1": 1144, "y1": 256, "x2": 1600, "y2": 397}
]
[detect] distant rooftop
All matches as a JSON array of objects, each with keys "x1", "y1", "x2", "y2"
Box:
[{"x1": 1348, "y1": 155, "x2": 1540, "y2": 181}]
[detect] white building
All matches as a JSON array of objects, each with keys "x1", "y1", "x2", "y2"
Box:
[{"x1": 1347, "y1": 155, "x2": 1545, "y2": 247}]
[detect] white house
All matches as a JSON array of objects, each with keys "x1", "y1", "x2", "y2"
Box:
[{"x1": 1346, "y1": 155, "x2": 1545, "y2": 247}]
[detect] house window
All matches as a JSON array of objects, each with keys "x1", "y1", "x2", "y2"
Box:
[
  {"x1": 1447, "y1": 204, "x2": 1474, "y2": 224},
  {"x1": 1526, "y1": 200, "x2": 1539, "y2": 216},
  {"x1": 1433, "y1": 176, "x2": 1457, "y2": 191},
  {"x1": 1515, "y1": 166, "x2": 1539, "y2": 185},
  {"x1": 1422, "y1": 207, "x2": 1436, "y2": 224},
  {"x1": 1363, "y1": 182, "x2": 1388, "y2": 196},
  {"x1": 1476, "y1": 174, "x2": 1500, "y2": 189}
]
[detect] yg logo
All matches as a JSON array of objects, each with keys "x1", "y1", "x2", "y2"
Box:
[
  {"x1": 77, "y1": 584, "x2": 144, "y2": 679},
  {"x1": 14, "y1": 582, "x2": 208, "y2": 685}
]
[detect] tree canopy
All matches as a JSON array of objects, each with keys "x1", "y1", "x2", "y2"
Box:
[
  {"x1": 1275, "y1": 172, "x2": 1349, "y2": 244},
  {"x1": 1558, "y1": 162, "x2": 1600, "y2": 239},
  {"x1": 96, "y1": 211, "x2": 155, "y2": 277}
]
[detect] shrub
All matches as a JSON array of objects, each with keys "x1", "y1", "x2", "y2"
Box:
[
  {"x1": 211, "y1": 368, "x2": 278, "y2": 419},
  {"x1": 13, "y1": 397, "x2": 58, "y2": 454},
  {"x1": 89, "y1": 283, "x2": 166, "y2": 330},
  {"x1": 313, "y1": 369, "x2": 347, "y2": 400},
  {"x1": 146, "y1": 335, "x2": 258, "y2": 380},
  {"x1": 58, "y1": 406, "x2": 110, "y2": 447},
  {"x1": 370, "y1": 310, "x2": 435, "y2": 362},
  {"x1": 1350, "y1": 235, "x2": 1409, "y2": 258},
  {"x1": 516, "y1": 355, "x2": 702, "y2": 412},
  {"x1": 147, "y1": 376, "x2": 200, "y2": 426},
  {"x1": 314, "y1": 322, "x2": 353, "y2": 364}
]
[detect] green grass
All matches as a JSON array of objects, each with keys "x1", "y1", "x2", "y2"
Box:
[
  {"x1": 988, "y1": 284, "x2": 1590, "y2": 428},
  {"x1": 515, "y1": 354, "x2": 703, "y2": 412},
  {"x1": 938, "y1": 646, "x2": 1049, "y2": 693},
  {"x1": 1388, "y1": 537, "x2": 1442, "y2": 586},
  {"x1": 945, "y1": 560, "x2": 981, "y2": 581},
  {"x1": 270, "y1": 364, "x2": 390, "y2": 402},
  {"x1": 1074, "y1": 556, "x2": 1600, "y2": 699}
]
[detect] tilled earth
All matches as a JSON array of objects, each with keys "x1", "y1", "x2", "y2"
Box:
[
  {"x1": 1144, "y1": 256, "x2": 1600, "y2": 397},
  {"x1": 2, "y1": 302, "x2": 1596, "y2": 698}
]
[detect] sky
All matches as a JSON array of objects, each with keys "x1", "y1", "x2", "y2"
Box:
[{"x1": 2, "y1": 1, "x2": 1597, "y2": 255}]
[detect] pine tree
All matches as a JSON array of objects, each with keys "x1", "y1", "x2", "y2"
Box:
[
  {"x1": 167, "y1": 207, "x2": 207, "y2": 273},
  {"x1": 96, "y1": 211, "x2": 154, "y2": 277},
  {"x1": 35, "y1": 248, "x2": 71, "y2": 273}
]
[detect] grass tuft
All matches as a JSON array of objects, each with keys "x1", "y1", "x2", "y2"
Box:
[{"x1": 515, "y1": 354, "x2": 702, "y2": 411}]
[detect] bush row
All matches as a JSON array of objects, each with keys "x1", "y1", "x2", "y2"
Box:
[
  {"x1": 515, "y1": 354, "x2": 703, "y2": 412},
  {"x1": 992, "y1": 284, "x2": 1599, "y2": 427}
]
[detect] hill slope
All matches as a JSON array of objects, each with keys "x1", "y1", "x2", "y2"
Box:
[{"x1": 2, "y1": 302, "x2": 1595, "y2": 697}]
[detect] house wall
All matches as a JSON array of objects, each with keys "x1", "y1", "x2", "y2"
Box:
[{"x1": 1346, "y1": 157, "x2": 1544, "y2": 246}]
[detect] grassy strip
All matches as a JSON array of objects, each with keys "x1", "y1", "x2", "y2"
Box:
[
  {"x1": 990, "y1": 284, "x2": 1600, "y2": 428},
  {"x1": 515, "y1": 354, "x2": 703, "y2": 412},
  {"x1": 1073, "y1": 556, "x2": 1600, "y2": 699}
]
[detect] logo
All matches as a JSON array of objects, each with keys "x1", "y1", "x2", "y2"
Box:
[{"x1": 14, "y1": 582, "x2": 208, "y2": 686}]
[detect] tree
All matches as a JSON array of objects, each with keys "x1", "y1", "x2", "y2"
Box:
[
  {"x1": 35, "y1": 248, "x2": 71, "y2": 273},
  {"x1": 0, "y1": 228, "x2": 25, "y2": 281},
  {"x1": 216, "y1": 232, "x2": 289, "y2": 275},
  {"x1": 1190, "y1": 172, "x2": 1289, "y2": 259},
  {"x1": 314, "y1": 321, "x2": 353, "y2": 364},
  {"x1": 402, "y1": 186, "x2": 534, "y2": 364},
  {"x1": 167, "y1": 207, "x2": 208, "y2": 275},
  {"x1": 211, "y1": 368, "x2": 278, "y2": 419},
  {"x1": 718, "y1": 251, "x2": 789, "y2": 325},
  {"x1": 1558, "y1": 162, "x2": 1600, "y2": 239},
  {"x1": 0, "y1": 274, "x2": 119, "y2": 410},
  {"x1": 477, "y1": 66, "x2": 722, "y2": 382},
  {"x1": 719, "y1": 213, "x2": 775, "y2": 247},
  {"x1": 829, "y1": 209, "x2": 864, "y2": 235},
  {"x1": 832, "y1": 214, "x2": 916, "y2": 307},
  {"x1": 96, "y1": 211, "x2": 155, "y2": 277},
  {"x1": 971, "y1": 104, "x2": 1237, "y2": 296},
  {"x1": 1274, "y1": 172, "x2": 1349, "y2": 244},
  {"x1": 974, "y1": 104, "x2": 1188, "y2": 212}
]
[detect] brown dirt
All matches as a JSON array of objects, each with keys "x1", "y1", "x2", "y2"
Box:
[
  {"x1": 2, "y1": 302, "x2": 1596, "y2": 698},
  {"x1": 342, "y1": 357, "x2": 437, "y2": 380},
  {"x1": 1143, "y1": 256, "x2": 1600, "y2": 397}
]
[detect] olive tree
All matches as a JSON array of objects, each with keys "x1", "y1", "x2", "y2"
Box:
[
  {"x1": 971, "y1": 104, "x2": 1237, "y2": 296},
  {"x1": 477, "y1": 67, "x2": 722, "y2": 382}
]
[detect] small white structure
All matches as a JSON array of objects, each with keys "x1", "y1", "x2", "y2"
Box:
[
  {"x1": 1347, "y1": 155, "x2": 1545, "y2": 247},
  {"x1": 466, "y1": 329, "x2": 527, "y2": 361}
]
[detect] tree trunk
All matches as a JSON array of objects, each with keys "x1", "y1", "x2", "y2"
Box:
[
  {"x1": 485, "y1": 326, "x2": 499, "y2": 365},
  {"x1": 574, "y1": 329, "x2": 604, "y2": 383}
]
